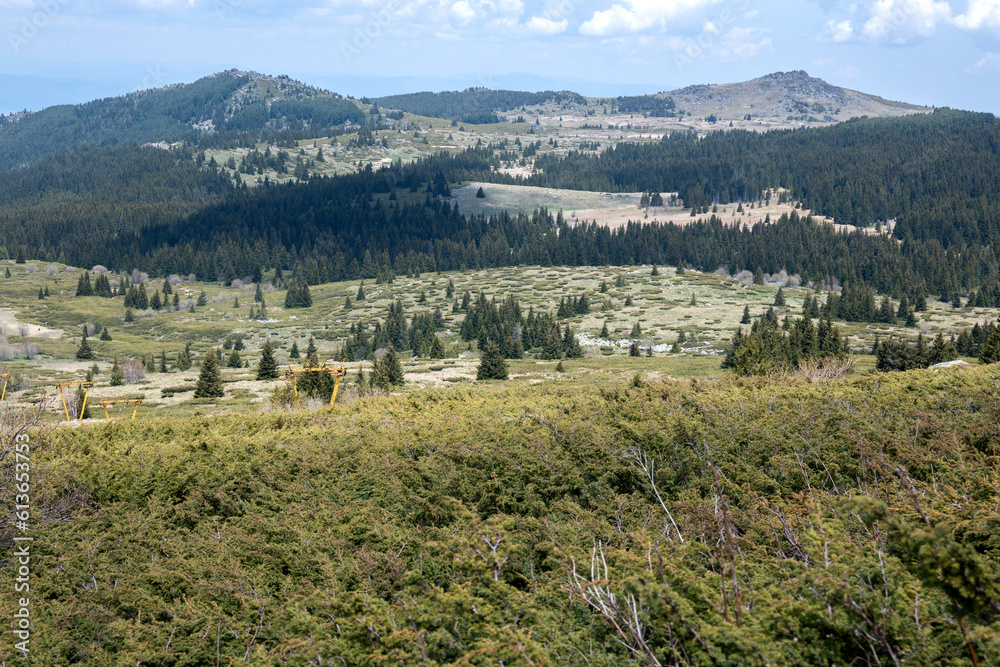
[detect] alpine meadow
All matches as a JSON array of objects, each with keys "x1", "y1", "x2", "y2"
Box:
[{"x1": 1, "y1": 20, "x2": 1000, "y2": 667}]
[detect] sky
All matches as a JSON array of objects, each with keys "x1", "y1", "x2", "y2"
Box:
[{"x1": 1, "y1": 0, "x2": 999, "y2": 113}]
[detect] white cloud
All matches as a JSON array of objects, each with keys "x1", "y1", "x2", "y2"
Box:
[
  {"x1": 525, "y1": 15, "x2": 568, "y2": 33},
  {"x1": 824, "y1": 18, "x2": 854, "y2": 41},
  {"x1": 450, "y1": 0, "x2": 476, "y2": 25},
  {"x1": 953, "y1": 0, "x2": 1000, "y2": 34},
  {"x1": 860, "y1": 0, "x2": 951, "y2": 43},
  {"x1": 702, "y1": 20, "x2": 720, "y2": 33},
  {"x1": 497, "y1": 0, "x2": 524, "y2": 13},
  {"x1": 580, "y1": 0, "x2": 721, "y2": 36},
  {"x1": 969, "y1": 51, "x2": 1000, "y2": 70}
]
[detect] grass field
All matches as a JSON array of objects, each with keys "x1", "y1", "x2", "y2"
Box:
[{"x1": 0, "y1": 258, "x2": 993, "y2": 424}]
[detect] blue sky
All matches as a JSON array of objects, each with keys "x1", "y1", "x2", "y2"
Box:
[{"x1": 1, "y1": 0, "x2": 999, "y2": 113}]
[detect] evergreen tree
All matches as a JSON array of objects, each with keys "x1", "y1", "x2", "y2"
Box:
[
  {"x1": 109, "y1": 355, "x2": 124, "y2": 386},
  {"x1": 76, "y1": 330, "x2": 94, "y2": 360},
  {"x1": 289, "y1": 341, "x2": 301, "y2": 359},
  {"x1": 306, "y1": 337, "x2": 319, "y2": 365},
  {"x1": 193, "y1": 349, "x2": 224, "y2": 398},
  {"x1": 162, "y1": 277, "x2": 172, "y2": 295},
  {"x1": 629, "y1": 341, "x2": 641, "y2": 357},
  {"x1": 75, "y1": 272, "x2": 93, "y2": 297},
  {"x1": 196, "y1": 291, "x2": 207, "y2": 306},
  {"x1": 159, "y1": 350, "x2": 168, "y2": 373},
  {"x1": 774, "y1": 287, "x2": 785, "y2": 307},
  {"x1": 741, "y1": 305, "x2": 751, "y2": 324},
  {"x1": 477, "y1": 339, "x2": 509, "y2": 380},
  {"x1": 75, "y1": 385, "x2": 91, "y2": 420},
  {"x1": 651, "y1": 265, "x2": 660, "y2": 276},
  {"x1": 446, "y1": 279, "x2": 454, "y2": 299},
  {"x1": 227, "y1": 349, "x2": 242, "y2": 368},
  {"x1": 254, "y1": 283, "x2": 263, "y2": 303},
  {"x1": 979, "y1": 321, "x2": 1000, "y2": 364},
  {"x1": 257, "y1": 339, "x2": 280, "y2": 380},
  {"x1": 177, "y1": 343, "x2": 192, "y2": 371},
  {"x1": 150, "y1": 290, "x2": 162, "y2": 310},
  {"x1": 564, "y1": 326, "x2": 584, "y2": 358},
  {"x1": 430, "y1": 336, "x2": 446, "y2": 359},
  {"x1": 173, "y1": 293, "x2": 180, "y2": 309},
  {"x1": 600, "y1": 321, "x2": 610, "y2": 338},
  {"x1": 372, "y1": 356, "x2": 391, "y2": 392},
  {"x1": 37, "y1": 287, "x2": 44, "y2": 300},
  {"x1": 382, "y1": 344, "x2": 405, "y2": 386},
  {"x1": 356, "y1": 281, "x2": 366, "y2": 301},
  {"x1": 145, "y1": 354, "x2": 157, "y2": 373},
  {"x1": 100, "y1": 326, "x2": 112, "y2": 341}
]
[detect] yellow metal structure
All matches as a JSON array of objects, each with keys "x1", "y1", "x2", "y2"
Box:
[
  {"x1": 55, "y1": 382, "x2": 94, "y2": 421},
  {"x1": 0, "y1": 373, "x2": 8, "y2": 402},
  {"x1": 96, "y1": 399, "x2": 143, "y2": 423},
  {"x1": 284, "y1": 360, "x2": 348, "y2": 407}
]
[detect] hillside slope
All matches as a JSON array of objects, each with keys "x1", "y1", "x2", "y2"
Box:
[
  {"x1": 0, "y1": 70, "x2": 365, "y2": 170},
  {"x1": 663, "y1": 69, "x2": 930, "y2": 122}
]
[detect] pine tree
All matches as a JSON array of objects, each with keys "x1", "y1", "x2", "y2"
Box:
[
  {"x1": 629, "y1": 341, "x2": 641, "y2": 357},
  {"x1": 194, "y1": 350, "x2": 224, "y2": 398},
  {"x1": 162, "y1": 278, "x2": 172, "y2": 295},
  {"x1": 257, "y1": 340, "x2": 280, "y2": 380},
  {"x1": 651, "y1": 265, "x2": 660, "y2": 276},
  {"x1": 177, "y1": 343, "x2": 192, "y2": 371},
  {"x1": 624, "y1": 295, "x2": 634, "y2": 307},
  {"x1": 774, "y1": 287, "x2": 786, "y2": 307},
  {"x1": 372, "y1": 356, "x2": 391, "y2": 392},
  {"x1": 227, "y1": 349, "x2": 242, "y2": 368},
  {"x1": 741, "y1": 305, "x2": 751, "y2": 324},
  {"x1": 430, "y1": 336, "x2": 446, "y2": 359},
  {"x1": 600, "y1": 321, "x2": 610, "y2": 338},
  {"x1": 477, "y1": 340, "x2": 509, "y2": 380},
  {"x1": 110, "y1": 355, "x2": 124, "y2": 386},
  {"x1": 356, "y1": 282, "x2": 366, "y2": 301},
  {"x1": 150, "y1": 290, "x2": 162, "y2": 310},
  {"x1": 306, "y1": 337, "x2": 319, "y2": 365},
  {"x1": 254, "y1": 283, "x2": 263, "y2": 303},
  {"x1": 145, "y1": 354, "x2": 157, "y2": 373},
  {"x1": 383, "y1": 344, "x2": 404, "y2": 386},
  {"x1": 100, "y1": 326, "x2": 112, "y2": 341},
  {"x1": 159, "y1": 350, "x2": 169, "y2": 373},
  {"x1": 446, "y1": 279, "x2": 455, "y2": 299},
  {"x1": 289, "y1": 341, "x2": 300, "y2": 359},
  {"x1": 37, "y1": 287, "x2": 44, "y2": 300},
  {"x1": 75, "y1": 272, "x2": 93, "y2": 297},
  {"x1": 197, "y1": 291, "x2": 207, "y2": 306},
  {"x1": 75, "y1": 386, "x2": 91, "y2": 420},
  {"x1": 76, "y1": 330, "x2": 94, "y2": 360},
  {"x1": 690, "y1": 293, "x2": 697, "y2": 306},
  {"x1": 173, "y1": 293, "x2": 180, "y2": 309}
]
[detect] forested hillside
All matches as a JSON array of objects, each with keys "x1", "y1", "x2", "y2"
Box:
[
  {"x1": 6, "y1": 369, "x2": 999, "y2": 664},
  {"x1": 372, "y1": 88, "x2": 585, "y2": 120},
  {"x1": 0, "y1": 71, "x2": 365, "y2": 170},
  {"x1": 3, "y1": 109, "x2": 1000, "y2": 302}
]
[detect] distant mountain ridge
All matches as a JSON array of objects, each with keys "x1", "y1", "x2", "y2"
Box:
[
  {"x1": 661, "y1": 70, "x2": 930, "y2": 122},
  {"x1": 0, "y1": 70, "x2": 365, "y2": 170}
]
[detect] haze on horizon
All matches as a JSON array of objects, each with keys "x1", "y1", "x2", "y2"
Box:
[{"x1": 1, "y1": 0, "x2": 999, "y2": 114}]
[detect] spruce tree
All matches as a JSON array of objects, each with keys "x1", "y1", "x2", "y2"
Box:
[
  {"x1": 227, "y1": 349, "x2": 242, "y2": 368},
  {"x1": 356, "y1": 282, "x2": 366, "y2": 301},
  {"x1": 100, "y1": 326, "x2": 112, "y2": 341},
  {"x1": 629, "y1": 341, "x2": 641, "y2": 357},
  {"x1": 197, "y1": 291, "x2": 207, "y2": 306},
  {"x1": 162, "y1": 277, "x2": 172, "y2": 295},
  {"x1": 75, "y1": 386, "x2": 91, "y2": 420},
  {"x1": 76, "y1": 331, "x2": 94, "y2": 360},
  {"x1": 256, "y1": 340, "x2": 280, "y2": 380},
  {"x1": 306, "y1": 337, "x2": 319, "y2": 365},
  {"x1": 430, "y1": 336, "x2": 446, "y2": 359},
  {"x1": 600, "y1": 321, "x2": 610, "y2": 338},
  {"x1": 159, "y1": 350, "x2": 168, "y2": 373},
  {"x1": 37, "y1": 287, "x2": 44, "y2": 300},
  {"x1": 194, "y1": 350, "x2": 224, "y2": 398},
  {"x1": 289, "y1": 341, "x2": 300, "y2": 359},
  {"x1": 254, "y1": 283, "x2": 263, "y2": 303},
  {"x1": 741, "y1": 305, "x2": 751, "y2": 324},
  {"x1": 110, "y1": 356, "x2": 124, "y2": 386},
  {"x1": 774, "y1": 287, "x2": 786, "y2": 307},
  {"x1": 477, "y1": 340, "x2": 509, "y2": 380},
  {"x1": 383, "y1": 344, "x2": 404, "y2": 386},
  {"x1": 76, "y1": 272, "x2": 93, "y2": 297}
]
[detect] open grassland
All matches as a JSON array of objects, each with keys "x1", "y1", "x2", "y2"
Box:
[
  {"x1": 1, "y1": 366, "x2": 998, "y2": 664},
  {"x1": 0, "y1": 258, "x2": 994, "y2": 425}
]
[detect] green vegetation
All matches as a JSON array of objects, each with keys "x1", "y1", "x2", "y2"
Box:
[
  {"x1": 5, "y1": 366, "x2": 999, "y2": 664},
  {"x1": 372, "y1": 88, "x2": 585, "y2": 120}
]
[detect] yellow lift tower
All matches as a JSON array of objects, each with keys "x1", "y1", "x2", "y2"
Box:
[
  {"x1": 96, "y1": 399, "x2": 143, "y2": 423},
  {"x1": 284, "y1": 360, "x2": 348, "y2": 407},
  {"x1": 55, "y1": 382, "x2": 93, "y2": 421},
  {"x1": 0, "y1": 373, "x2": 9, "y2": 402}
]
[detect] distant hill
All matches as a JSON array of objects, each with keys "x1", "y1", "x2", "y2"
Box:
[
  {"x1": 660, "y1": 70, "x2": 930, "y2": 123},
  {"x1": 372, "y1": 88, "x2": 586, "y2": 122},
  {"x1": 0, "y1": 70, "x2": 365, "y2": 170}
]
